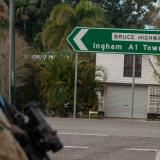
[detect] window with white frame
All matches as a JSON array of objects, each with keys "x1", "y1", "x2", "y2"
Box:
[
  {"x1": 149, "y1": 86, "x2": 160, "y2": 105},
  {"x1": 123, "y1": 55, "x2": 142, "y2": 77}
]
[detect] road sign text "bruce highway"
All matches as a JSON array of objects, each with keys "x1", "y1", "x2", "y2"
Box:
[{"x1": 67, "y1": 27, "x2": 160, "y2": 55}]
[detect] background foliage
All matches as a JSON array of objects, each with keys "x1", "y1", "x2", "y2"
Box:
[{"x1": 0, "y1": 0, "x2": 159, "y2": 115}]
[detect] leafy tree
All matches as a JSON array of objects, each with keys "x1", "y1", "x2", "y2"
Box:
[
  {"x1": 38, "y1": 51, "x2": 74, "y2": 115},
  {"x1": 101, "y1": 0, "x2": 157, "y2": 28},
  {"x1": 38, "y1": 51, "x2": 106, "y2": 115},
  {"x1": 15, "y1": 0, "x2": 61, "y2": 42},
  {"x1": 34, "y1": 0, "x2": 108, "y2": 116},
  {"x1": 16, "y1": 0, "x2": 42, "y2": 42},
  {"x1": 143, "y1": 5, "x2": 156, "y2": 24},
  {"x1": 62, "y1": 0, "x2": 157, "y2": 28},
  {"x1": 143, "y1": 4, "x2": 160, "y2": 28},
  {"x1": 38, "y1": 0, "x2": 107, "y2": 51},
  {"x1": 0, "y1": 0, "x2": 41, "y2": 107},
  {"x1": 0, "y1": 30, "x2": 32, "y2": 102},
  {"x1": 40, "y1": 0, "x2": 61, "y2": 17},
  {"x1": 15, "y1": 59, "x2": 42, "y2": 110}
]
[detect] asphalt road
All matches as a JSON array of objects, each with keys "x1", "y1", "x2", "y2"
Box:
[{"x1": 47, "y1": 118, "x2": 160, "y2": 160}]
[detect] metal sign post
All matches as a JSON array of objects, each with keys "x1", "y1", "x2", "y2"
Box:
[
  {"x1": 73, "y1": 53, "x2": 78, "y2": 118},
  {"x1": 131, "y1": 55, "x2": 136, "y2": 119}
]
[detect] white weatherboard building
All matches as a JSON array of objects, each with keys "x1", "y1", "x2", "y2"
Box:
[{"x1": 96, "y1": 54, "x2": 160, "y2": 119}]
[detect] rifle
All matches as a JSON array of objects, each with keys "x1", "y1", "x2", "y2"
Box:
[{"x1": 0, "y1": 96, "x2": 63, "y2": 160}]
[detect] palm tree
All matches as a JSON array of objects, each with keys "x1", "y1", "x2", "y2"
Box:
[
  {"x1": 36, "y1": 0, "x2": 108, "y2": 115},
  {"x1": 38, "y1": 51, "x2": 75, "y2": 114},
  {"x1": 38, "y1": 51, "x2": 106, "y2": 115},
  {"x1": 39, "y1": 0, "x2": 106, "y2": 51}
]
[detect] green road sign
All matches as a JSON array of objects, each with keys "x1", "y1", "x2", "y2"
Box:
[{"x1": 67, "y1": 27, "x2": 160, "y2": 55}]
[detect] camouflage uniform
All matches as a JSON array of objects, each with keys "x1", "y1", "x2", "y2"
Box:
[{"x1": 0, "y1": 110, "x2": 28, "y2": 160}]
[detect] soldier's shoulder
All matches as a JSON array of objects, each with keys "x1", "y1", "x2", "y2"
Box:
[{"x1": 0, "y1": 110, "x2": 28, "y2": 160}]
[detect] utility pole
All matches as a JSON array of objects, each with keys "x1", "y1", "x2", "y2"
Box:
[{"x1": 9, "y1": 0, "x2": 15, "y2": 105}]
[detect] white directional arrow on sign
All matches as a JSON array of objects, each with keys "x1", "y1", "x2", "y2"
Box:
[{"x1": 73, "y1": 29, "x2": 88, "y2": 51}]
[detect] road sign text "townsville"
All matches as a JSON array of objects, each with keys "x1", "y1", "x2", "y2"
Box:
[{"x1": 67, "y1": 27, "x2": 160, "y2": 55}]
